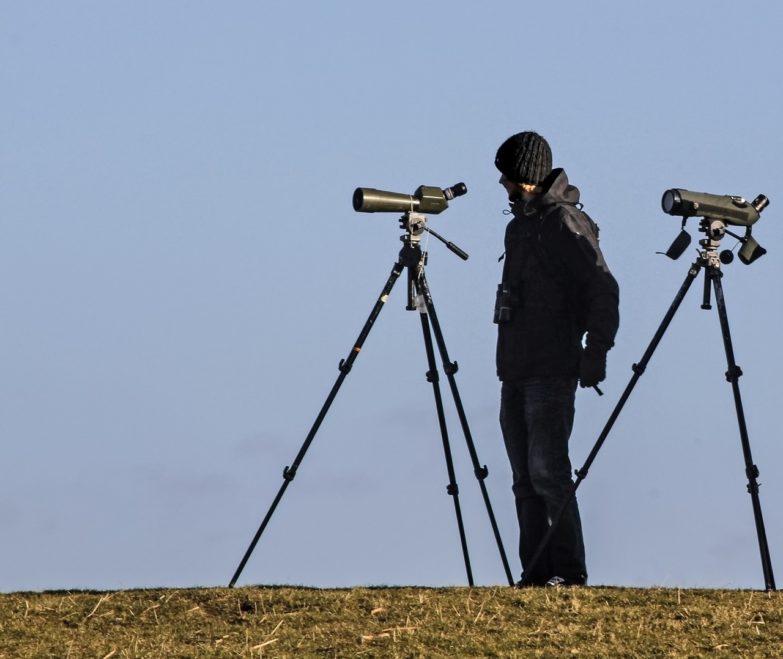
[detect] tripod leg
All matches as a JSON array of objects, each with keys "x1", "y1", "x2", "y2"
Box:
[
  {"x1": 416, "y1": 296, "x2": 474, "y2": 586},
  {"x1": 228, "y1": 260, "x2": 405, "y2": 587},
  {"x1": 521, "y1": 260, "x2": 703, "y2": 585},
  {"x1": 711, "y1": 269, "x2": 776, "y2": 591},
  {"x1": 417, "y1": 273, "x2": 514, "y2": 586}
]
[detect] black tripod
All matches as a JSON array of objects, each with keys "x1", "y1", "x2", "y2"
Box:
[
  {"x1": 522, "y1": 217, "x2": 776, "y2": 591},
  {"x1": 229, "y1": 211, "x2": 513, "y2": 588}
]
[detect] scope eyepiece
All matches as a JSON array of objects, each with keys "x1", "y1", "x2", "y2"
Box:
[
  {"x1": 443, "y1": 182, "x2": 467, "y2": 201},
  {"x1": 752, "y1": 194, "x2": 769, "y2": 214}
]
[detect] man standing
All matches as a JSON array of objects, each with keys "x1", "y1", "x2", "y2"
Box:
[{"x1": 493, "y1": 131, "x2": 619, "y2": 587}]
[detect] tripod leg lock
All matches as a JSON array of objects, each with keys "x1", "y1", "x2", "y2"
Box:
[
  {"x1": 426, "y1": 369, "x2": 439, "y2": 383},
  {"x1": 447, "y1": 484, "x2": 459, "y2": 496},
  {"x1": 444, "y1": 360, "x2": 459, "y2": 375},
  {"x1": 283, "y1": 465, "x2": 297, "y2": 481},
  {"x1": 746, "y1": 464, "x2": 760, "y2": 481},
  {"x1": 632, "y1": 363, "x2": 646, "y2": 375},
  {"x1": 475, "y1": 465, "x2": 489, "y2": 480},
  {"x1": 338, "y1": 358, "x2": 353, "y2": 374},
  {"x1": 575, "y1": 467, "x2": 589, "y2": 479},
  {"x1": 725, "y1": 365, "x2": 743, "y2": 382}
]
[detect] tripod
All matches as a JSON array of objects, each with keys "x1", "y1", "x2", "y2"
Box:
[
  {"x1": 522, "y1": 217, "x2": 776, "y2": 591},
  {"x1": 229, "y1": 211, "x2": 513, "y2": 588}
]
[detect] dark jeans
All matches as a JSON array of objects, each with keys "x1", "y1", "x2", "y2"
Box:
[{"x1": 500, "y1": 376, "x2": 586, "y2": 585}]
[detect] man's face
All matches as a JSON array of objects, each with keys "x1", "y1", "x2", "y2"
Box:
[{"x1": 499, "y1": 174, "x2": 538, "y2": 202}]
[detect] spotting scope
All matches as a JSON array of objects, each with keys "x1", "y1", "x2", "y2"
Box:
[
  {"x1": 353, "y1": 183, "x2": 467, "y2": 214},
  {"x1": 661, "y1": 189, "x2": 769, "y2": 227}
]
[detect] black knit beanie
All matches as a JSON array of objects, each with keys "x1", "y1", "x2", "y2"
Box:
[{"x1": 495, "y1": 132, "x2": 552, "y2": 185}]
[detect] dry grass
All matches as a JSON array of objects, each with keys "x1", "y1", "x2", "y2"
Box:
[{"x1": 1, "y1": 585, "x2": 780, "y2": 657}]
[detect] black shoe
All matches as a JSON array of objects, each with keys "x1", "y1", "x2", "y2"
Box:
[{"x1": 513, "y1": 574, "x2": 547, "y2": 588}]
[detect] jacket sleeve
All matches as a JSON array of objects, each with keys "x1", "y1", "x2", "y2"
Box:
[{"x1": 549, "y1": 207, "x2": 620, "y2": 353}]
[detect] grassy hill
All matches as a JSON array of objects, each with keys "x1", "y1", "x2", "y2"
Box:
[{"x1": 1, "y1": 585, "x2": 780, "y2": 657}]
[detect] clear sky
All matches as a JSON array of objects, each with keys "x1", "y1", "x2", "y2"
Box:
[{"x1": 2, "y1": 1, "x2": 782, "y2": 592}]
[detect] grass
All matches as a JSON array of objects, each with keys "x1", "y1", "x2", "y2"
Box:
[{"x1": 0, "y1": 585, "x2": 780, "y2": 657}]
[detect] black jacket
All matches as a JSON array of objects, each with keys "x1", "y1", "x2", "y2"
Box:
[{"x1": 496, "y1": 168, "x2": 620, "y2": 380}]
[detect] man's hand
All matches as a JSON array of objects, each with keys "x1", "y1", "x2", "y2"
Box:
[{"x1": 579, "y1": 347, "x2": 607, "y2": 389}]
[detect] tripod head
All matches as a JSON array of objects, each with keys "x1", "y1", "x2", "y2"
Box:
[
  {"x1": 663, "y1": 216, "x2": 767, "y2": 268},
  {"x1": 393, "y1": 210, "x2": 470, "y2": 314},
  {"x1": 400, "y1": 211, "x2": 427, "y2": 244},
  {"x1": 396, "y1": 210, "x2": 469, "y2": 262},
  {"x1": 697, "y1": 218, "x2": 734, "y2": 269}
]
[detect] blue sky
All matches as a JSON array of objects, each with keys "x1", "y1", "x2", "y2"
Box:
[{"x1": 2, "y1": 1, "x2": 782, "y2": 592}]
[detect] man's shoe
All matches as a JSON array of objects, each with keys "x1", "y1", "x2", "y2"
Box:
[
  {"x1": 514, "y1": 573, "x2": 548, "y2": 588},
  {"x1": 514, "y1": 578, "x2": 541, "y2": 588}
]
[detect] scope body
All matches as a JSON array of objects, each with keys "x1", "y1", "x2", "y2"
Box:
[{"x1": 662, "y1": 188, "x2": 767, "y2": 227}]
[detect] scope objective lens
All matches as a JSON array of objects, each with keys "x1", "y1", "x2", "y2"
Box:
[{"x1": 661, "y1": 189, "x2": 681, "y2": 214}]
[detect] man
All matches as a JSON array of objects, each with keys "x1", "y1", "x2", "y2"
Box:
[{"x1": 493, "y1": 131, "x2": 619, "y2": 587}]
